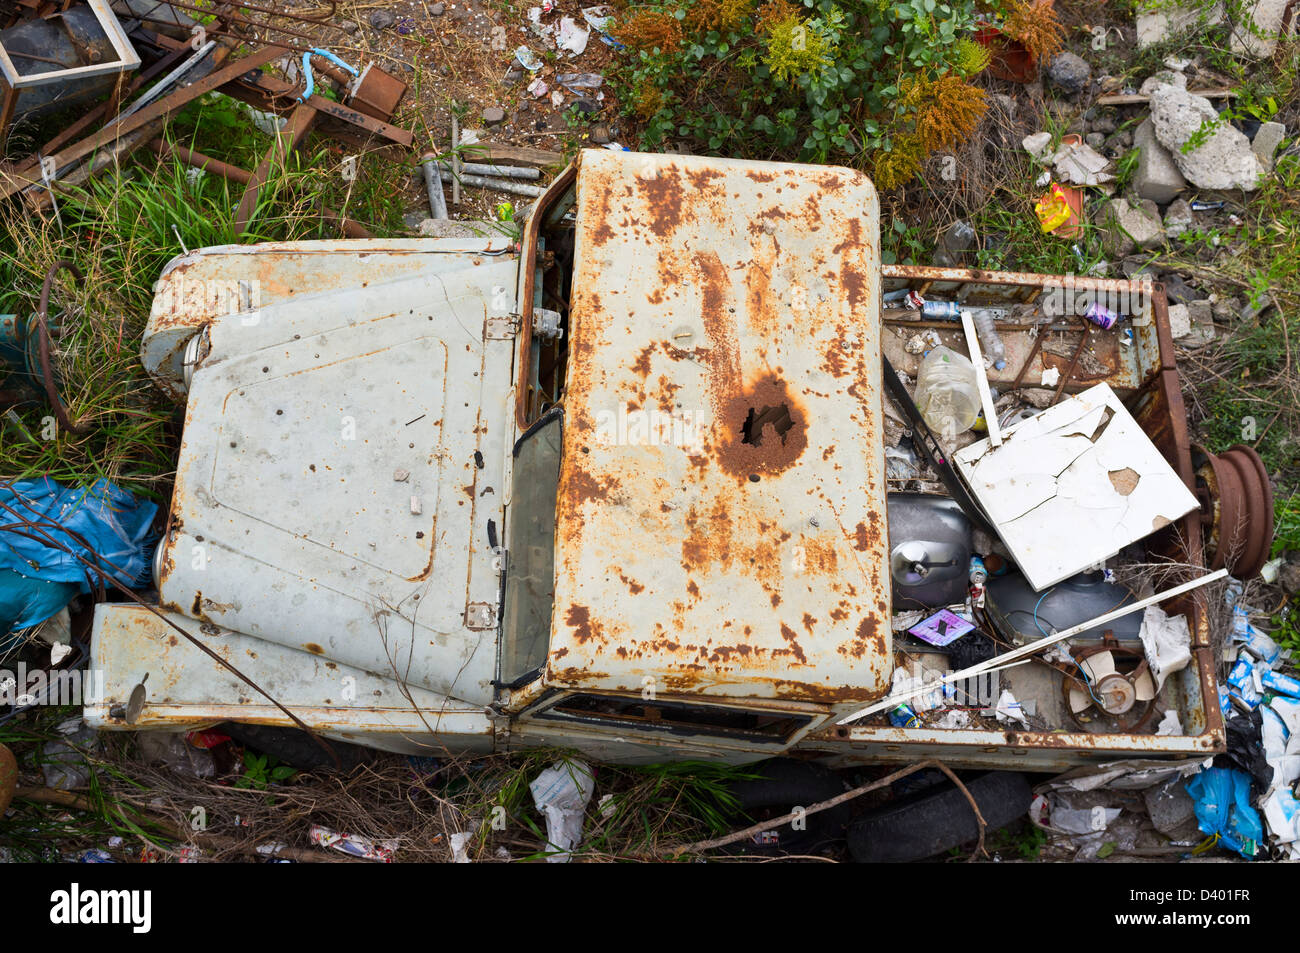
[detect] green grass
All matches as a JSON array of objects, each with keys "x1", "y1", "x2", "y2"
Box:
[
  {"x1": 970, "y1": 169, "x2": 1109, "y2": 275},
  {"x1": 1167, "y1": 154, "x2": 1300, "y2": 487}
]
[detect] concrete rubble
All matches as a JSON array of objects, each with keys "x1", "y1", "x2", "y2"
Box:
[
  {"x1": 1101, "y1": 197, "x2": 1165, "y2": 257},
  {"x1": 1230, "y1": 0, "x2": 1297, "y2": 56},
  {"x1": 1252, "y1": 121, "x2": 1286, "y2": 171},
  {"x1": 1133, "y1": 118, "x2": 1189, "y2": 204},
  {"x1": 1136, "y1": 1, "x2": 1223, "y2": 47},
  {"x1": 1149, "y1": 84, "x2": 1266, "y2": 191}
]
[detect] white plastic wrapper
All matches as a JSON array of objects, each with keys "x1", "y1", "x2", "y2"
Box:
[
  {"x1": 994, "y1": 689, "x2": 1028, "y2": 726},
  {"x1": 1138, "y1": 604, "x2": 1191, "y2": 691},
  {"x1": 530, "y1": 760, "x2": 595, "y2": 863},
  {"x1": 556, "y1": 16, "x2": 589, "y2": 56}
]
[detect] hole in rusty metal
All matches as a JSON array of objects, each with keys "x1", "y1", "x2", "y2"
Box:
[{"x1": 741, "y1": 403, "x2": 794, "y2": 447}]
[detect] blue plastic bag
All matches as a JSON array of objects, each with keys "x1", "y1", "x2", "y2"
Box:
[
  {"x1": 0, "y1": 477, "x2": 158, "y2": 636},
  {"x1": 1185, "y1": 767, "x2": 1264, "y2": 858}
]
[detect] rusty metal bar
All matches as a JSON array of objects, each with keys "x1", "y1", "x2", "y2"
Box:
[
  {"x1": 149, "y1": 137, "x2": 373, "y2": 239},
  {"x1": 149, "y1": 138, "x2": 251, "y2": 184},
  {"x1": 234, "y1": 102, "x2": 318, "y2": 234},
  {"x1": 227, "y1": 69, "x2": 413, "y2": 146},
  {"x1": 0, "y1": 44, "x2": 282, "y2": 199}
]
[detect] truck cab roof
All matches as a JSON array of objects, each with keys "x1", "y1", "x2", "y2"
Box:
[{"x1": 542, "y1": 150, "x2": 893, "y2": 706}]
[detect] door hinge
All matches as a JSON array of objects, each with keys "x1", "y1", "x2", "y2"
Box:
[
  {"x1": 464, "y1": 602, "x2": 498, "y2": 629},
  {"x1": 484, "y1": 314, "x2": 521, "y2": 340}
]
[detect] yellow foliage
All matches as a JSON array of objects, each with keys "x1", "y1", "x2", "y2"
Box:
[
  {"x1": 633, "y1": 81, "x2": 666, "y2": 118},
  {"x1": 764, "y1": 14, "x2": 835, "y2": 83},
  {"x1": 898, "y1": 73, "x2": 989, "y2": 153},
  {"x1": 617, "y1": 8, "x2": 685, "y2": 53},
  {"x1": 684, "y1": 0, "x2": 756, "y2": 32},
  {"x1": 998, "y1": 0, "x2": 1065, "y2": 59},
  {"x1": 873, "y1": 135, "x2": 925, "y2": 191},
  {"x1": 951, "y1": 36, "x2": 991, "y2": 76}
]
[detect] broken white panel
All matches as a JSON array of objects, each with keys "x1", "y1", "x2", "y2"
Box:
[{"x1": 953, "y1": 383, "x2": 1199, "y2": 590}]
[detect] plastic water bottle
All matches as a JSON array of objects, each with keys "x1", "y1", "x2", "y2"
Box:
[
  {"x1": 969, "y1": 310, "x2": 1007, "y2": 370},
  {"x1": 913, "y1": 346, "x2": 981, "y2": 442}
]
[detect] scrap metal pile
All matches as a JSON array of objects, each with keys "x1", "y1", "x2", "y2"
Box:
[{"x1": 0, "y1": 0, "x2": 418, "y2": 235}]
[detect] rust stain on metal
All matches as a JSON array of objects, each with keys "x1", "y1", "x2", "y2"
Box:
[
  {"x1": 717, "y1": 377, "x2": 809, "y2": 479},
  {"x1": 548, "y1": 150, "x2": 890, "y2": 705}
]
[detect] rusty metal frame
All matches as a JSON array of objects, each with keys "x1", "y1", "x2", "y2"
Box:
[
  {"x1": 0, "y1": 0, "x2": 140, "y2": 89},
  {"x1": 0, "y1": 43, "x2": 281, "y2": 199},
  {"x1": 819, "y1": 268, "x2": 1226, "y2": 763},
  {"x1": 514, "y1": 161, "x2": 576, "y2": 431}
]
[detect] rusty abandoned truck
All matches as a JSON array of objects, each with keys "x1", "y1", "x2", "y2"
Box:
[{"x1": 87, "y1": 150, "x2": 1270, "y2": 838}]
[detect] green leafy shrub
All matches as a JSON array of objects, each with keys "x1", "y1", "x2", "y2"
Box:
[{"x1": 612, "y1": 0, "x2": 1000, "y2": 184}]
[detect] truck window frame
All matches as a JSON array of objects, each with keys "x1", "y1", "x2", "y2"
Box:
[{"x1": 498, "y1": 408, "x2": 563, "y2": 689}]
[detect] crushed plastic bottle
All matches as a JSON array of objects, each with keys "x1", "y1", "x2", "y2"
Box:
[
  {"x1": 913, "y1": 346, "x2": 981, "y2": 442},
  {"x1": 968, "y1": 310, "x2": 1006, "y2": 370}
]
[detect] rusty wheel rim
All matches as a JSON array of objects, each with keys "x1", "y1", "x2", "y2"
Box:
[{"x1": 1224, "y1": 444, "x2": 1274, "y2": 577}]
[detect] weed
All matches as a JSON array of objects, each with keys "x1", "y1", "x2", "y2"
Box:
[{"x1": 234, "y1": 750, "x2": 297, "y2": 790}]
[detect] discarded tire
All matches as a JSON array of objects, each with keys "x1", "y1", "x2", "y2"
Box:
[
  {"x1": 724, "y1": 758, "x2": 850, "y2": 856},
  {"x1": 219, "y1": 723, "x2": 368, "y2": 773},
  {"x1": 847, "y1": 771, "x2": 1032, "y2": 863}
]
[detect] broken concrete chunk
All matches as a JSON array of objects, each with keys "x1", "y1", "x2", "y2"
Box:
[
  {"x1": 1230, "y1": 0, "x2": 1296, "y2": 57},
  {"x1": 1133, "y1": 118, "x2": 1189, "y2": 204},
  {"x1": 1183, "y1": 299, "x2": 1216, "y2": 347},
  {"x1": 1139, "y1": 70, "x2": 1187, "y2": 96},
  {"x1": 1167, "y1": 303, "x2": 1192, "y2": 338},
  {"x1": 1164, "y1": 197, "x2": 1194, "y2": 237},
  {"x1": 1136, "y1": 1, "x2": 1223, "y2": 48},
  {"x1": 1023, "y1": 131, "x2": 1053, "y2": 162},
  {"x1": 1149, "y1": 84, "x2": 1265, "y2": 191},
  {"x1": 1101, "y1": 197, "x2": 1164, "y2": 257},
  {"x1": 1252, "y1": 121, "x2": 1286, "y2": 171}
]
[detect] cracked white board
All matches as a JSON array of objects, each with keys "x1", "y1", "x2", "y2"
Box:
[{"x1": 953, "y1": 383, "x2": 1198, "y2": 590}]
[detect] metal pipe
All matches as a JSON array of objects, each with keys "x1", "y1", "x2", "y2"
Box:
[
  {"x1": 438, "y1": 161, "x2": 540, "y2": 180},
  {"x1": 107, "y1": 40, "x2": 217, "y2": 128},
  {"x1": 149, "y1": 138, "x2": 251, "y2": 184},
  {"x1": 450, "y1": 114, "x2": 460, "y2": 206},
  {"x1": 437, "y1": 170, "x2": 544, "y2": 198},
  {"x1": 419, "y1": 152, "x2": 448, "y2": 219}
]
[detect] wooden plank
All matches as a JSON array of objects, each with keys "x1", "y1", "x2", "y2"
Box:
[
  {"x1": 0, "y1": 44, "x2": 281, "y2": 200},
  {"x1": 1095, "y1": 88, "x2": 1235, "y2": 106},
  {"x1": 470, "y1": 142, "x2": 566, "y2": 168}
]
